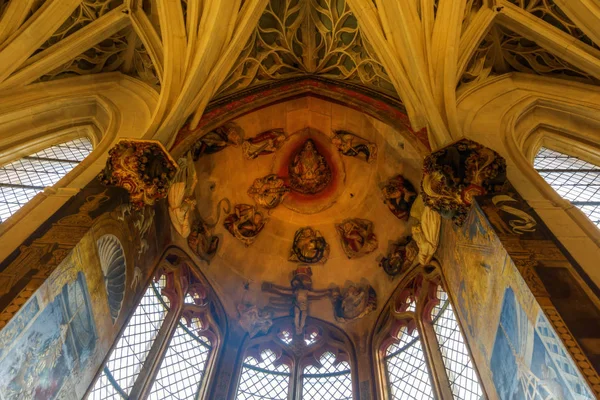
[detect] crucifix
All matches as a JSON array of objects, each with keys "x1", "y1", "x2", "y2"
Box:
[{"x1": 262, "y1": 266, "x2": 336, "y2": 335}]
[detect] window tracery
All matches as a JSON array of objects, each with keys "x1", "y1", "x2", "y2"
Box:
[
  {"x1": 0, "y1": 137, "x2": 93, "y2": 223},
  {"x1": 234, "y1": 318, "x2": 357, "y2": 400},
  {"x1": 89, "y1": 252, "x2": 223, "y2": 399},
  {"x1": 375, "y1": 265, "x2": 484, "y2": 400},
  {"x1": 534, "y1": 147, "x2": 600, "y2": 227}
]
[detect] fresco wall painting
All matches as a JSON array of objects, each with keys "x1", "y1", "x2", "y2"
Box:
[
  {"x1": 437, "y1": 203, "x2": 597, "y2": 398},
  {"x1": 0, "y1": 185, "x2": 168, "y2": 399}
]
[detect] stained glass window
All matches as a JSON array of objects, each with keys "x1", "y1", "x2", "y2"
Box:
[
  {"x1": 302, "y1": 352, "x2": 353, "y2": 400},
  {"x1": 235, "y1": 320, "x2": 355, "y2": 400},
  {"x1": 431, "y1": 287, "x2": 483, "y2": 399},
  {"x1": 236, "y1": 349, "x2": 291, "y2": 400},
  {"x1": 534, "y1": 147, "x2": 600, "y2": 227},
  {"x1": 0, "y1": 137, "x2": 93, "y2": 223},
  {"x1": 89, "y1": 281, "x2": 167, "y2": 399},
  {"x1": 384, "y1": 326, "x2": 434, "y2": 400},
  {"x1": 380, "y1": 272, "x2": 484, "y2": 400},
  {"x1": 148, "y1": 318, "x2": 212, "y2": 399}
]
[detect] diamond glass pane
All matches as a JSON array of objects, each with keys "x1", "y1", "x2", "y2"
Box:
[
  {"x1": 302, "y1": 352, "x2": 353, "y2": 400},
  {"x1": 534, "y1": 147, "x2": 600, "y2": 226},
  {"x1": 88, "y1": 281, "x2": 167, "y2": 399},
  {"x1": 431, "y1": 287, "x2": 483, "y2": 399},
  {"x1": 236, "y1": 349, "x2": 291, "y2": 400},
  {"x1": 148, "y1": 318, "x2": 212, "y2": 400},
  {"x1": 0, "y1": 138, "x2": 92, "y2": 223},
  {"x1": 384, "y1": 325, "x2": 434, "y2": 400}
]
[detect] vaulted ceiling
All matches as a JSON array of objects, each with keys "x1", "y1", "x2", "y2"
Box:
[{"x1": 0, "y1": 0, "x2": 599, "y2": 148}]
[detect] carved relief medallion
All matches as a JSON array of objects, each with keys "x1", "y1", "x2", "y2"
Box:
[
  {"x1": 289, "y1": 227, "x2": 330, "y2": 264},
  {"x1": 333, "y1": 283, "x2": 377, "y2": 322},
  {"x1": 379, "y1": 238, "x2": 418, "y2": 277},
  {"x1": 247, "y1": 174, "x2": 290, "y2": 209},
  {"x1": 331, "y1": 130, "x2": 377, "y2": 163},
  {"x1": 224, "y1": 204, "x2": 268, "y2": 246},
  {"x1": 335, "y1": 218, "x2": 379, "y2": 259},
  {"x1": 288, "y1": 139, "x2": 332, "y2": 194},
  {"x1": 381, "y1": 175, "x2": 418, "y2": 220},
  {"x1": 242, "y1": 129, "x2": 288, "y2": 159}
]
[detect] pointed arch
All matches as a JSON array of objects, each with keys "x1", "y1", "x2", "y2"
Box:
[
  {"x1": 232, "y1": 316, "x2": 358, "y2": 400},
  {"x1": 87, "y1": 246, "x2": 227, "y2": 400},
  {"x1": 372, "y1": 262, "x2": 485, "y2": 400}
]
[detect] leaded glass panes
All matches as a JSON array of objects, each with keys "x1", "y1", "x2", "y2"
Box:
[
  {"x1": 236, "y1": 349, "x2": 291, "y2": 400},
  {"x1": 431, "y1": 287, "x2": 483, "y2": 399},
  {"x1": 384, "y1": 325, "x2": 435, "y2": 400},
  {"x1": 89, "y1": 281, "x2": 167, "y2": 399},
  {"x1": 534, "y1": 147, "x2": 600, "y2": 226},
  {"x1": 302, "y1": 352, "x2": 353, "y2": 400},
  {"x1": 0, "y1": 138, "x2": 93, "y2": 222},
  {"x1": 147, "y1": 319, "x2": 212, "y2": 400}
]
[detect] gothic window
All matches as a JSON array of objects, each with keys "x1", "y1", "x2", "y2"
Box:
[
  {"x1": 534, "y1": 147, "x2": 600, "y2": 227},
  {"x1": 376, "y1": 266, "x2": 484, "y2": 400},
  {"x1": 0, "y1": 137, "x2": 93, "y2": 222},
  {"x1": 234, "y1": 319, "x2": 357, "y2": 400},
  {"x1": 88, "y1": 254, "x2": 223, "y2": 399}
]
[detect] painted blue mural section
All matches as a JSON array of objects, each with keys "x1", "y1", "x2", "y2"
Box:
[
  {"x1": 491, "y1": 288, "x2": 593, "y2": 400},
  {"x1": 0, "y1": 272, "x2": 97, "y2": 400}
]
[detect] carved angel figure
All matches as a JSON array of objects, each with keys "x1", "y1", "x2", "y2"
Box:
[
  {"x1": 381, "y1": 175, "x2": 418, "y2": 220},
  {"x1": 168, "y1": 153, "x2": 198, "y2": 238},
  {"x1": 288, "y1": 227, "x2": 330, "y2": 264},
  {"x1": 247, "y1": 174, "x2": 290, "y2": 209},
  {"x1": 224, "y1": 204, "x2": 268, "y2": 246},
  {"x1": 237, "y1": 303, "x2": 273, "y2": 338},
  {"x1": 335, "y1": 218, "x2": 379, "y2": 259},
  {"x1": 379, "y1": 238, "x2": 419, "y2": 277},
  {"x1": 191, "y1": 123, "x2": 243, "y2": 160},
  {"x1": 242, "y1": 129, "x2": 288, "y2": 159},
  {"x1": 331, "y1": 130, "x2": 377, "y2": 163},
  {"x1": 332, "y1": 283, "x2": 377, "y2": 322}
]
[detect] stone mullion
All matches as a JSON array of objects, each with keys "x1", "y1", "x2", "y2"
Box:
[
  {"x1": 128, "y1": 302, "x2": 183, "y2": 400},
  {"x1": 416, "y1": 281, "x2": 454, "y2": 400}
]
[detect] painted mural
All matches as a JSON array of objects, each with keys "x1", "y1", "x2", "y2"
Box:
[
  {"x1": 437, "y1": 202, "x2": 595, "y2": 399},
  {"x1": 0, "y1": 271, "x2": 96, "y2": 399},
  {"x1": 491, "y1": 288, "x2": 593, "y2": 399}
]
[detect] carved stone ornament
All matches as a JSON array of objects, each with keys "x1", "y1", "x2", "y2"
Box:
[
  {"x1": 242, "y1": 129, "x2": 288, "y2": 159},
  {"x1": 412, "y1": 206, "x2": 441, "y2": 266},
  {"x1": 237, "y1": 303, "x2": 273, "y2": 338},
  {"x1": 379, "y1": 238, "x2": 419, "y2": 277},
  {"x1": 289, "y1": 139, "x2": 332, "y2": 194},
  {"x1": 262, "y1": 266, "x2": 336, "y2": 335},
  {"x1": 191, "y1": 122, "x2": 243, "y2": 161},
  {"x1": 381, "y1": 175, "x2": 418, "y2": 221},
  {"x1": 331, "y1": 130, "x2": 377, "y2": 163},
  {"x1": 289, "y1": 227, "x2": 330, "y2": 264},
  {"x1": 224, "y1": 204, "x2": 268, "y2": 246},
  {"x1": 247, "y1": 174, "x2": 290, "y2": 209},
  {"x1": 421, "y1": 138, "x2": 507, "y2": 225},
  {"x1": 335, "y1": 218, "x2": 379, "y2": 259},
  {"x1": 188, "y1": 219, "x2": 220, "y2": 263},
  {"x1": 99, "y1": 139, "x2": 178, "y2": 209},
  {"x1": 332, "y1": 283, "x2": 377, "y2": 322},
  {"x1": 168, "y1": 153, "x2": 198, "y2": 238}
]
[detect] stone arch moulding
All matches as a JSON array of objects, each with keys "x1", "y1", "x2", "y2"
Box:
[
  {"x1": 0, "y1": 73, "x2": 158, "y2": 264},
  {"x1": 457, "y1": 72, "x2": 600, "y2": 287},
  {"x1": 169, "y1": 77, "x2": 431, "y2": 158}
]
